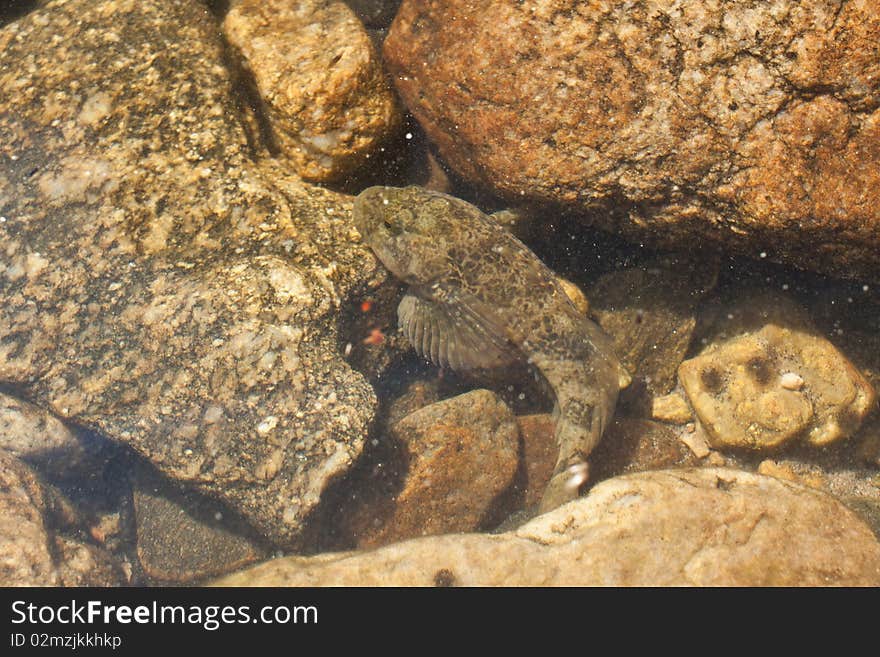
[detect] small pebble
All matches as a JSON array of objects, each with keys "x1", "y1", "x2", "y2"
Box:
[
  {"x1": 780, "y1": 372, "x2": 804, "y2": 390},
  {"x1": 679, "y1": 428, "x2": 711, "y2": 458}
]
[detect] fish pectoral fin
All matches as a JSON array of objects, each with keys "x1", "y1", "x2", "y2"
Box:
[{"x1": 398, "y1": 291, "x2": 518, "y2": 371}]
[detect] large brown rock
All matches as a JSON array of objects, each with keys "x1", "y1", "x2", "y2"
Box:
[
  {"x1": 349, "y1": 389, "x2": 520, "y2": 548},
  {"x1": 384, "y1": 0, "x2": 880, "y2": 280},
  {"x1": 212, "y1": 468, "x2": 880, "y2": 586}
]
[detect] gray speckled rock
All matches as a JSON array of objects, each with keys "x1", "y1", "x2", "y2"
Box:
[
  {"x1": 0, "y1": 0, "x2": 386, "y2": 545},
  {"x1": 212, "y1": 467, "x2": 880, "y2": 586},
  {"x1": 132, "y1": 462, "x2": 268, "y2": 583}
]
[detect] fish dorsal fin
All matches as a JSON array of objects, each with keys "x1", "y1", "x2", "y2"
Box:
[{"x1": 398, "y1": 291, "x2": 517, "y2": 371}]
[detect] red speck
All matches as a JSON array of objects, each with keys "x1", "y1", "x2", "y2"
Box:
[
  {"x1": 360, "y1": 300, "x2": 373, "y2": 313},
  {"x1": 363, "y1": 327, "x2": 385, "y2": 345}
]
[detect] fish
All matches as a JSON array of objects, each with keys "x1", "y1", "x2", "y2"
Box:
[{"x1": 353, "y1": 185, "x2": 623, "y2": 513}]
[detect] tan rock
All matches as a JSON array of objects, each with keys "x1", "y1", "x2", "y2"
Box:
[
  {"x1": 679, "y1": 425, "x2": 712, "y2": 459},
  {"x1": 679, "y1": 295, "x2": 875, "y2": 451},
  {"x1": 384, "y1": 1, "x2": 880, "y2": 280},
  {"x1": 651, "y1": 392, "x2": 693, "y2": 424},
  {"x1": 224, "y1": 0, "x2": 401, "y2": 181},
  {"x1": 351, "y1": 390, "x2": 519, "y2": 548},
  {"x1": 212, "y1": 468, "x2": 880, "y2": 586},
  {"x1": 556, "y1": 276, "x2": 590, "y2": 317},
  {"x1": 757, "y1": 459, "x2": 827, "y2": 491},
  {"x1": 55, "y1": 537, "x2": 128, "y2": 587}
]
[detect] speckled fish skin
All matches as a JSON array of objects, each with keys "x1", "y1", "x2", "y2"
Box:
[{"x1": 353, "y1": 185, "x2": 622, "y2": 513}]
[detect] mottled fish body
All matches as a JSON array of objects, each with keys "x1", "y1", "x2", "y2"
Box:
[{"x1": 353, "y1": 186, "x2": 622, "y2": 512}]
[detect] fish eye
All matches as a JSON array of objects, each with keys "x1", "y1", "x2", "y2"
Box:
[{"x1": 382, "y1": 216, "x2": 402, "y2": 235}]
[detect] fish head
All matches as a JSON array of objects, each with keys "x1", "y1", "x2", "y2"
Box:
[{"x1": 353, "y1": 186, "x2": 459, "y2": 285}]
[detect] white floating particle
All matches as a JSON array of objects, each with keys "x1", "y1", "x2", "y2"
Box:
[
  {"x1": 405, "y1": 132, "x2": 413, "y2": 139},
  {"x1": 863, "y1": 285, "x2": 870, "y2": 292},
  {"x1": 382, "y1": 198, "x2": 389, "y2": 205},
  {"x1": 759, "y1": 251, "x2": 767, "y2": 258},
  {"x1": 344, "y1": 342, "x2": 353, "y2": 357},
  {"x1": 781, "y1": 283, "x2": 789, "y2": 290},
  {"x1": 257, "y1": 415, "x2": 279, "y2": 435},
  {"x1": 780, "y1": 372, "x2": 804, "y2": 390},
  {"x1": 214, "y1": 512, "x2": 223, "y2": 521}
]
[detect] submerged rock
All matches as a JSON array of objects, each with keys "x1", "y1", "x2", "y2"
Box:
[
  {"x1": 0, "y1": 453, "x2": 61, "y2": 585},
  {"x1": 131, "y1": 463, "x2": 268, "y2": 583},
  {"x1": 384, "y1": 1, "x2": 880, "y2": 280},
  {"x1": 590, "y1": 256, "x2": 717, "y2": 396},
  {"x1": 650, "y1": 391, "x2": 693, "y2": 424},
  {"x1": 349, "y1": 389, "x2": 519, "y2": 548},
  {"x1": 0, "y1": 0, "x2": 385, "y2": 545},
  {"x1": 55, "y1": 536, "x2": 128, "y2": 587},
  {"x1": 589, "y1": 418, "x2": 698, "y2": 482},
  {"x1": 223, "y1": 0, "x2": 401, "y2": 182},
  {"x1": 211, "y1": 468, "x2": 880, "y2": 586},
  {"x1": 679, "y1": 294, "x2": 876, "y2": 451},
  {"x1": 0, "y1": 451, "x2": 125, "y2": 586},
  {"x1": 514, "y1": 413, "x2": 557, "y2": 509},
  {"x1": 754, "y1": 457, "x2": 880, "y2": 539},
  {"x1": 0, "y1": 392, "x2": 110, "y2": 478}
]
